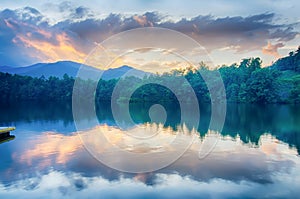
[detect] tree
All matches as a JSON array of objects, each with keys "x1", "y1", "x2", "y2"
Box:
[{"x1": 245, "y1": 68, "x2": 280, "y2": 103}]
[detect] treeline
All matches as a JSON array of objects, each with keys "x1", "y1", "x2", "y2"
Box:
[
  {"x1": 1, "y1": 48, "x2": 300, "y2": 104},
  {"x1": 0, "y1": 74, "x2": 75, "y2": 101}
]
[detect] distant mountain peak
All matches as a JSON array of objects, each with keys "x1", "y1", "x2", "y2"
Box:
[
  {"x1": 106, "y1": 65, "x2": 133, "y2": 71},
  {"x1": 0, "y1": 61, "x2": 150, "y2": 80},
  {"x1": 119, "y1": 65, "x2": 133, "y2": 70}
]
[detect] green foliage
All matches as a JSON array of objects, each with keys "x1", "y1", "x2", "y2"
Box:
[
  {"x1": 245, "y1": 68, "x2": 280, "y2": 103},
  {"x1": 0, "y1": 73, "x2": 75, "y2": 101},
  {"x1": 289, "y1": 75, "x2": 300, "y2": 103},
  {"x1": 1, "y1": 48, "x2": 300, "y2": 104},
  {"x1": 272, "y1": 46, "x2": 300, "y2": 72}
]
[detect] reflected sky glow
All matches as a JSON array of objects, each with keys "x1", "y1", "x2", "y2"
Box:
[
  {"x1": 1, "y1": 125, "x2": 300, "y2": 198},
  {"x1": 1, "y1": 102, "x2": 300, "y2": 198}
]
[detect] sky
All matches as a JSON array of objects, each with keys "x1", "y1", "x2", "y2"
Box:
[{"x1": 0, "y1": 0, "x2": 299, "y2": 71}]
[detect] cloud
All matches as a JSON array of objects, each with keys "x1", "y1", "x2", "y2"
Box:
[
  {"x1": 0, "y1": 7, "x2": 89, "y2": 66},
  {"x1": 19, "y1": 132, "x2": 82, "y2": 166},
  {"x1": 262, "y1": 42, "x2": 284, "y2": 58},
  {"x1": 1, "y1": 166, "x2": 300, "y2": 199},
  {"x1": 1, "y1": 126, "x2": 299, "y2": 198},
  {"x1": 165, "y1": 13, "x2": 297, "y2": 52},
  {"x1": 0, "y1": 7, "x2": 298, "y2": 67},
  {"x1": 72, "y1": 6, "x2": 91, "y2": 19},
  {"x1": 58, "y1": 12, "x2": 299, "y2": 54},
  {"x1": 9, "y1": 126, "x2": 298, "y2": 183}
]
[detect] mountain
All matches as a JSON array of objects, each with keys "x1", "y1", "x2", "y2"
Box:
[
  {"x1": 101, "y1": 65, "x2": 149, "y2": 80},
  {"x1": 0, "y1": 61, "x2": 149, "y2": 80},
  {"x1": 0, "y1": 61, "x2": 98, "y2": 78}
]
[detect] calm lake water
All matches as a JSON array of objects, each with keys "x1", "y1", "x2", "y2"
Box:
[{"x1": 0, "y1": 102, "x2": 300, "y2": 198}]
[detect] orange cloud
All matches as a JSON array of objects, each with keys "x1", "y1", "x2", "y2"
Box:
[
  {"x1": 4, "y1": 19, "x2": 15, "y2": 29},
  {"x1": 14, "y1": 125, "x2": 299, "y2": 175},
  {"x1": 262, "y1": 42, "x2": 284, "y2": 58},
  {"x1": 17, "y1": 124, "x2": 194, "y2": 169},
  {"x1": 133, "y1": 15, "x2": 153, "y2": 27},
  {"x1": 19, "y1": 133, "x2": 82, "y2": 167},
  {"x1": 15, "y1": 31, "x2": 86, "y2": 63}
]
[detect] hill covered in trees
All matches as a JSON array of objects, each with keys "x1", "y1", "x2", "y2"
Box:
[{"x1": 0, "y1": 47, "x2": 300, "y2": 104}]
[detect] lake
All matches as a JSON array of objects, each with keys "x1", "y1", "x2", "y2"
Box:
[{"x1": 0, "y1": 101, "x2": 300, "y2": 198}]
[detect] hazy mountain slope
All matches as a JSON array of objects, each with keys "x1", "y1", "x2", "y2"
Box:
[{"x1": 0, "y1": 61, "x2": 149, "y2": 79}]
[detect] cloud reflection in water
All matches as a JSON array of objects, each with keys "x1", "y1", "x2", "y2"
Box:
[{"x1": 0, "y1": 123, "x2": 296, "y2": 198}]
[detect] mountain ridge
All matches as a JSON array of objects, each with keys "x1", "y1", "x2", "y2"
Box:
[{"x1": 0, "y1": 61, "x2": 149, "y2": 80}]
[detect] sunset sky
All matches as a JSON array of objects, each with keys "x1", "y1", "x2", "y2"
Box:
[{"x1": 0, "y1": 0, "x2": 299, "y2": 71}]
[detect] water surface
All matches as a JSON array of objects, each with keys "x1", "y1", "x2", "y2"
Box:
[{"x1": 0, "y1": 102, "x2": 300, "y2": 198}]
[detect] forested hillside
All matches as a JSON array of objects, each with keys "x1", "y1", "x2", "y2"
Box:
[{"x1": 1, "y1": 47, "x2": 300, "y2": 104}]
